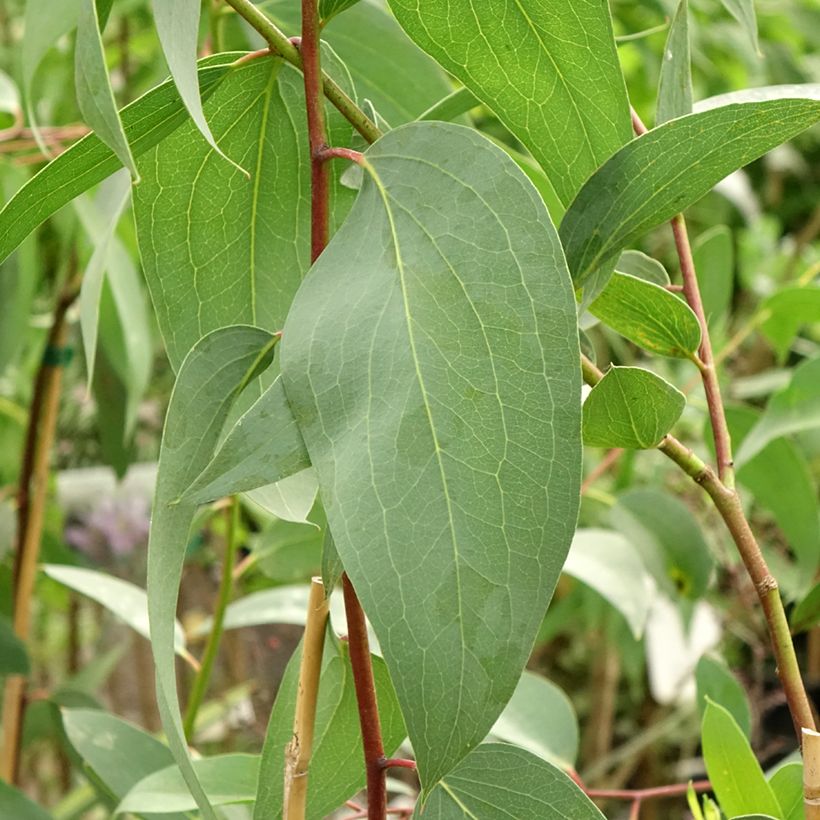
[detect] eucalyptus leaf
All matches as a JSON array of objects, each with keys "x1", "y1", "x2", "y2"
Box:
[
  {"x1": 489, "y1": 672, "x2": 579, "y2": 769},
  {"x1": 657, "y1": 0, "x2": 692, "y2": 125},
  {"x1": 769, "y1": 763, "x2": 803, "y2": 820},
  {"x1": 387, "y1": 0, "x2": 632, "y2": 206},
  {"x1": 75, "y1": 0, "x2": 138, "y2": 178},
  {"x1": 147, "y1": 325, "x2": 277, "y2": 819},
  {"x1": 583, "y1": 366, "x2": 685, "y2": 449},
  {"x1": 0, "y1": 781, "x2": 51, "y2": 820},
  {"x1": 182, "y1": 377, "x2": 309, "y2": 505},
  {"x1": 319, "y1": 0, "x2": 361, "y2": 25},
  {"x1": 616, "y1": 250, "x2": 670, "y2": 285},
  {"x1": 0, "y1": 53, "x2": 238, "y2": 264},
  {"x1": 693, "y1": 225, "x2": 734, "y2": 331},
  {"x1": 414, "y1": 743, "x2": 605, "y2": 819},
  {"x1": 759, "y1": 286, "x2": 820, "y2": 361},
  {"x1": 696, "y1": 84, "x2": 820, "y2": 112},
  {"x1": 695, "y1": 656, "x2": 752, "y2": 738},
  {"x1": 245, "y1": 469, "x2": 318, "y2": 525},
  {"x1": 702, "y1": 699, "x2": 782, "y2": 818},
  {"x1": 281, "y1": 121, "x2": 581, "y2": 786},
  {"x1": 560, "y1": 100, "x2": 820, "y2": 291},
  {"x1": 720, "y1": 0, "x2": 761, "y2": 55},
  {"x1": 589, "y1": 272, "x2": 701, "y2": 358}
]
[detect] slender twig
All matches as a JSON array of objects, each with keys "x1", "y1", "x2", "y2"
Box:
[
  {"x1": 585, "y1": 779, "x2": 710, "y2": 801},
  {"x1": 582, "y1": 354, "x2": 816, "y2": 739},
  {"x1": 580, "y1": 448, "x2": 624, "y2": 495},
  {"x1": 284, "y1": 578, "x2": 330, "y2": 819},
  {"x1": 381, "y1": 758, "x2": 416, "y2": 771},
  {"x1": 222, "y1": 0, "x2": 381, "y2": 143},
  {"x1": 0, "y1": 271, "x2": 80, "y2": 783},
  {"x1": 183, "y1": 498, "x2": 240, "y2": 740},
  {"x1": 343, "y1": 575, "x2": 387, "y2": 820}
]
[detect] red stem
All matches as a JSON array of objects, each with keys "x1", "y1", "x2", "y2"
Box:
[
  {"x1": 381, "y1": 758, "x2": 416, "y2": 771},
  {"x1": 316, "y1": 146, "x2": 364, "y2": 164},
  {"x1": 586, "y1": 779, "x2": 710, "y2": 801},
  {"x1": 343, "y1": 575, "x2": 387, "y2": 820}
]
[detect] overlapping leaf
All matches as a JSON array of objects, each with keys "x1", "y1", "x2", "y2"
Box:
[
  {"x1": 560, "y1": 100, "x2": 820, "y2": 290},
  {"x1": 386, "y1": 0, "x2": 632, "y2": 206},
  {"x1": 281, "y1": 121, "x2": 581, "y2": 786},
  {"x1": 657, "y1": 0, "x2": 693, "y2": 124}
]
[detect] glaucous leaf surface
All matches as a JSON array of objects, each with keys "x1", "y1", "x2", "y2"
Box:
[
  {"x1": 254, "y1": 639, "x2": 404, "y2": 819},
  {"x1": 259, "y1": 0, "x2": 453, "y2": 126},
  {"x1": 118, "y1": 754, "x2": 258, "y2": 814},
  {"x1": 0, "y1": 53, "x2": 237, "y2": 264},
  {"x1": 62, "y1": 709, "x2": 178, "y2": 803},
  {"x1": 146, "y1": 326, "x2": 276, "y2": 819},
  {"x1": 656, "y1": 0, "x2": 693, "y2": 125},
  {"x1": 75, "y1": 0, "x2": 138, "y2": 177},
  {"x1": 616, "y1": 249, "x2": 670, "y2": 285},
  {"x1": 769, "y1": 763, "x2": 803, "y2": 820},
  {"x1": 182, "y1": 377, "x2": 309, "y2": 504},
  {"x1": 281, "y1": 121, "x2": 581, "y2": 786},
  {"x1": 0, "y1": 782, "x2": 51, "y2": 820},
  {"x1": 693, "y1": 225, "x2": 734, "y2": 331},
  {"x1": 720, "y1": 0, "x2": 760, "y2": 54},
  {"x1": 564, "y1": 528, "x2": 655, "y2": 638},
  {"x1": 560, "y1": 100, "x2": 820, "y2": 290},
  {"x1": 414, "y1": 743, "x2": 605, "y2": 819},
  {"x1": 702, "y1": 700, "x2": 782, "y2": 818},
  {"x1": 133, "y1": 56, "x2": 353, "y2": 370},
  {"x1": 42, "y1": 564, "x2": 191, "y2": 662},
  {"x1": 736, "y1": 355, "x2": 820, "y2": 466},
  {"x1": 695, "y1": 656, "x2": 752, "y2": 738},
  {"x1": 387, "y1": 0, "x2": 632, "y2": 207},
  {"x1": 695, "y1": 84, "x2": 820, "y2": 111},
  {"x1": 488, "y1": 671, "x2": 579, "y2": 769},
  {"x1": 589, "y1": 272, "x2": 701, "y2": 358},
  {"x1": 582, "y1": 366, "x2": 685, "y2": 449}
]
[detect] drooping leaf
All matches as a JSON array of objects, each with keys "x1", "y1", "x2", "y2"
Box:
[
  {"x1": 133, "y1": 56, "x2": 354, "y2": 370},
  {"x1": 147, "y1": 326, "x2": 276, "y2": 819},
  {"x1": 560, "y1": 100, "x2": 820, "y2": 291},
  {"x1": 386, "y1": 0, "x2": 632, "y2": 206},
  {"x1": 414, "y1": 743, "x2": 605, "y2": 819},
  {"x1": 152, "y1": 0, "x2": 230, "y2": 163},
  {"x1": 118, "y1": 754, "x2": 258, "y2": 814},
  {"x1": 182, "y1": 377, "x2": 309, "y2": 505},
  {"x1": 259, "y1": 0, "x2": 453, "y2": 127},
  {"x1": 769, "y1": 763, "x2": 804, "y2": 820},
  {"x1": 695, "y1": 656, "x2": 752, "y2": 738},
  {"x1": 62, "y1": 708, "x2": 177, "y2": 802},
  {"x1": 254, "y1": 638, "x2": 405, "y2": 819},
  {"x1": 0, "y1": 615, "x2": 29, "y2": 676},
  {"x1": 75, "y1": 0, "x2": 138, "y2": 178},
  {"x1": 76, "y1": 169, "x2": 132, "y2": 386},
  {"x1": 0, "y1": 53, "x2": 237, "y2": 264},
  {"x1": 583, "y1": 366, "x2": 685, "y2": 449},
  {"x1": 657, "y1": 0, "x2": 693, "y2": 125},
  {"x1": 720, "y1": 0, "x2": 761, "y2": 55},
  {"x1": 736, "y1": 355, "x2": 820, "y2": 466},
  {"x1": 0, "y1": 781, "x2": 51, "y2": 820},
  {"x1": 42, "y1": 564, "x2": 191, "y2": 663},
  {"x1": 589, "y1": 272, "x2": 701, "y2": 358},
  {"x1": 759, "y1": 286, "x2": 820, "y2": 361},
  {"x1": 612, "y1": 489, "x2": 714, "y2": 600},
  {"x1": 702, "y1": 700, "x2": 782, "y2": 818},
  {"x1": 281, "y1": 121, "x2": 581, "y2": 786},
  {"x1": 489, "y1": 672, "x2": 579, "y2": 770},
  {"x1": 563, "y1": 528, "x2": 655, "y2": 638},
  {"x1": 693, "y1": 225, "x2": 734, "y2": 331}
]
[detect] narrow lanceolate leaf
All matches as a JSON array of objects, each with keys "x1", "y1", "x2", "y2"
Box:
[
  {"x1": 657, "y1": 0, "x2": 693, "y2": 124},
  {"x1": 0, "y1": 53, "x2": 237, "y2": 264},
  {"x1": 75, "y1": 0, "x2": 138, "y2": 178},
  {"x1": 702, "y1": 700, "x2": 782, "y2": 818},
  {"x1": 583, "y1": 367, "x2": 685, "y2": 449},
  {"x1": 152, "y1": 0, "x2": 230, "y2": 163},
  {"x1": 281, "y1": 121, "x2": 581, "y2": 786},
  {"x1": 133, "y1": 56, "x2": 354, "y2": 370},
  {"x1": 415, "y1": 744, "x2": 605, "y2": 819},
  {"x1": 181, "y1": 376, "x2": 309, "y2": 505},
  {"x1": 589, "y1": 272, "x2": 701, "y2": 358},
  {"x1": 560, "y1": 100, "x2": 820, "y2": 290},
  {"x1": 254, "y1": 639, "x2": 405, "y2": 819},
  {"x1": 386, "y1": 0, "x2": 632, "y2": 206},
  {"x1": 147, "y1": 326, "x2": 276, "y2": 819},
  {"x1": 736, "y1": 356, "x2": 820, "y2": 466},
  {"x1": 720, "y1": 0, "x2": 761, "y2": 55}
]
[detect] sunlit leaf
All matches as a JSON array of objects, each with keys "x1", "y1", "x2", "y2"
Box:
[{"x1": 769, "y1": 762, "x2": 804, "y2": 820}]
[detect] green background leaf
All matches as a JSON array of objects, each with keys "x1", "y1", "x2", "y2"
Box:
[
  {"x1": 656, "y1": 0, "x2": 693, "y2": 125},
  {"x1": 695, "y1": 656, "x2": 752, "y2": 738}
]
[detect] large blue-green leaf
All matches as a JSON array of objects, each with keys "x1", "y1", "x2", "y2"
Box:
[
  {"x1": 147, "y1": 326, "x2": 276, "y2": 819},
  {"x1": 386, "y1": 0, "x2": 632, "y2": 206},
  {"x1": 281, "y1": 121, "x2": 581, "y2": 786}
]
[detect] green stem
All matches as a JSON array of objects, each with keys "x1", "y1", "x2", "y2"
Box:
[
  {"x1": 222, "y1": 0, "x2": 381, "y2": 143},
  {"x1": 183, "y1": 498, "x2": 239, "y2": 740}
]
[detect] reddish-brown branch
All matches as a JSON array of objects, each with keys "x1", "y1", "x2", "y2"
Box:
[
  {"x1": 585, "y1": 779, "x2": 710, "y2": 801},
  {"x1": 343, "y1": 574, "x2": 387, "y2": 820},
  {"x1": 316, "y1": 146, "x2": 364, "y2": 164},
  {"x1": 580, "y1": 448, "x2": 624, "y2": 495},
  {"x1": 380, "y1": 758, "x2": 416, "y2": 771}
]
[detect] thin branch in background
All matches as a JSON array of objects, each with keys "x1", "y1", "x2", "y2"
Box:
[
  {"x1": 284, "y1": 578, "x2": 330, "y2": 819},
  {"x1": 580, "y1": 448, "x2": 624, "y2": 495},
  {"x1": 1, "y1": 270, "x2": 81, "y2": 783}
]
